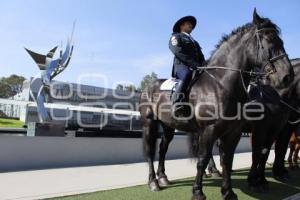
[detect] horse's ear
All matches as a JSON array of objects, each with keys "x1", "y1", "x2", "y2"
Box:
[{"x1": 253, "y1": 8, "x2": 264, "y2": 25}]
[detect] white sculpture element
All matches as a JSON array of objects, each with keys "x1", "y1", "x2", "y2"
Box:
[{"x1": 26, "y1": 23, "x2": 75, "y2": 122}]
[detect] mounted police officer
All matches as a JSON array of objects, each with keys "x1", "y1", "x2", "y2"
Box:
[{"x1": 169, "y1": 16, "x2": 206, "y2": 114}]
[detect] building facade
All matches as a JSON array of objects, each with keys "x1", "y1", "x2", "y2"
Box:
[{"x1": 1, "y1": 78, "x2": 142, "y2": 131}]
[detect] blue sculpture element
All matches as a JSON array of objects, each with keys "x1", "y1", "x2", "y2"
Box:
[{"x1": 26, "y1": 25, "x2": 74, "y2": 122}]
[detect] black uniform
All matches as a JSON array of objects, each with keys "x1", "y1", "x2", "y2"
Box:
[{"x1": 169, "y1": 32, "x2": 205, "y2": 79}]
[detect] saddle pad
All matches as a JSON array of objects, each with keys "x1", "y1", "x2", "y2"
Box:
[{"x1": 160, "y1": 78, "x2": 179, "y2": 91}]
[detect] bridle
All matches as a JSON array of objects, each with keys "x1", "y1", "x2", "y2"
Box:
[
  {"x1": 255, "y1": 28, "x2": 300, "y2": 125},
  {"x1": 193, "y1": 26, "x2": 300, "y2": 125},
  {"x1": 196, "y1": 27, "x2": 289, "y2": 95},
  {"x1": 254, "y1": 27, "x2": 289, "y2": 78},
  {"x1": 195, "y1": 26, "x2": 298, "y2": 115}
]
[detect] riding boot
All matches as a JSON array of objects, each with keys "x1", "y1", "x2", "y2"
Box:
[{"x1": 172, "y1": 80, "x2": 189, "y2": 116}]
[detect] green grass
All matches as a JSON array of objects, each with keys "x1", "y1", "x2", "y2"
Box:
[
  {"x1": 0, "y1": 118, "x2": 24, "y2": 128},
  {"x1": 52, "y1": 168, "x2": 300, "y2": 200}
]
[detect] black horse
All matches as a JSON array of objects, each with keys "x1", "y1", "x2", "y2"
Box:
[
  {"x1": 139, "y1": 10, "x2": 293, "y2": 200},
  {"x1": 245, "y1": 58, "x2": 300, "y2": 192},
  {"x1": 201, "y1": 59, "x2": 300, "y2": 192},
  {"x1": 199, "y1": 59, "x2": 300, "y2": 192},
  {"x1": 271, "y1": 58, "x2": 300, "y2": 179}
]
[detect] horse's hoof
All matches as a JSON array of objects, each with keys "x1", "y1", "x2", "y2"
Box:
[
  {"x1": 158, "y1": 176, "x2": 171, "y2": 186},
  {"x1": 223, "y1": 191, "x2": 238, "y2": 200},
  {"x1": 192, "y1": 194, "x2": 206, "y2": 200},
  {"x1": 149, "y1": 179, "x2": 160, "y2": 192}
]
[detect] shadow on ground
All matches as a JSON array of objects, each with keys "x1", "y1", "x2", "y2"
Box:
[
  {"x1": 54, "y1": 167, "x2": 300, "y2": 200},
  {"x1": 167, "y1": 168, "x2": 300, "y2": 200}
]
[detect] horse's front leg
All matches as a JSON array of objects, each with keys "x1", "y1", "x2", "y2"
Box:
[
  {"x1": 219, "y1": 133, "x2": 240, "y2": 200},
  {"x1": 192, "y1": 126, "x2": 215, "y2": 200},
  {"x1": 156, "y1": 123, "x2": 175, "y2": 186},
  {"x1": 273, "y1": 125, "x2": 293, "y2": 180},
  {"x1": 247, "y1": 127, "x2": 266, "y2": 191},
  {"x1": 256, "y1": 135, "x2": 276, "y2": 192}
]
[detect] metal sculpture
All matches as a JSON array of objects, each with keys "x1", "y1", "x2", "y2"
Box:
[{"x1": 26, "y1": 23, "x2": 74, "y2": 122}]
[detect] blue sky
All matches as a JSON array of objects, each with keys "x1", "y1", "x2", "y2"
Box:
[{"x1": 0, "y1": 0, "x2": 299, "y2": 88}]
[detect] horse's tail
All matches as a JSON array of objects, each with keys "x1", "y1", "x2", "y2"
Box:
[
  {"x1": 139, "y1": 79, "x2": 166, "y2": 120},
  {"x1": 139, "y1": 85, "x2": 154, "y2": 120},
  {"x1": 139, "y1": 80, "x2": 164, "y2": 160}
]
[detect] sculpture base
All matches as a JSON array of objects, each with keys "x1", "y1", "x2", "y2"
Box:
[{"x1": 27, "y1": 122, "x2": 65, "y2": 137}]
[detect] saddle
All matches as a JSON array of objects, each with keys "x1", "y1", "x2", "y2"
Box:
[
  {"x1": 159, "y1": 70, "x2": 204, "y2": 117},
  {"x1": 160, "y1": 70, "x2": 203, "y2": 100}
]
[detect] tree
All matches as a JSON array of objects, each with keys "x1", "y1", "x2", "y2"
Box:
[
  {"x1": 139, "y1": 72, "x2": 158, "y2": 91},
  {"x1": 0, "y1": 81, "x2": 11, "y2": 98},
  {"x1": 115, "y1": 84, "x2": 137, "y2": 93},
  {"x1": 124, "y1": 85, "x2": 136, "y2": 92},
  {"x1": 116, "y1": 84, "x2": 124, "y2": 91},
  {"x1": 0, "y1": 75, "x2": 26, "y2": 98}
]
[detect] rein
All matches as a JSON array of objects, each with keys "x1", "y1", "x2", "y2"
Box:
[
  {"x1": 196, "y1": 66, "x2": 253, "y2": 98},
  {"x1": 196, "y1": 66, "x2": 264, "y2": 96},
  {"x1": 280, "y1": 100, "x2": 300, "y2": 125},
  {"x1": 198, "y1": 66, "x2": 300, "y2": 125},
  {"x1": 288, "y1": 118, "x2": 300, "y2": 125}
]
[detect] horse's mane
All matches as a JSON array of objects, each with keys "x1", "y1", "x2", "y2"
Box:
[
  {"x1": 209, "y1": 18, "x2": 281, "y2": 60},
  {"x1": 291, "y1": 58, "x2": 300, "y2": 78},
  {"x1": 291, "y1": 58, "x2": 300, "y2": 66}
]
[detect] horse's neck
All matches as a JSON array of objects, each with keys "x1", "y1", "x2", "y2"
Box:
[
  {"x1": 209, "y1": 35, "x2": 249, "y2": 71},
  {"x1": 212, "y1": 45, "x2": 247, "y2": 74},
  {"x1": 204, "y1": 35, "x2": 251, "y2": 99}
]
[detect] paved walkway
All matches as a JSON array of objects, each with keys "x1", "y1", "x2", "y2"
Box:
[{"x1": 0, "y1": 151, "x2": 275, "y2": 200}]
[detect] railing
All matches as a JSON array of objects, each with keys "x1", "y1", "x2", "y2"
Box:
[
  {"x1": 0, "y1": 98, "x2": 141, "y2": 131},
  {"x1": 0, "y1": 98, "x2": 140, "y2": 115}
]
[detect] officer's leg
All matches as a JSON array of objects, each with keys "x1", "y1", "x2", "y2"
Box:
[{"x1": 173, "y1": 66, "x2": 192, "y2": 104}]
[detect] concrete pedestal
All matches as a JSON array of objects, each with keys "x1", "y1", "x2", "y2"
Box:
[{"x1": 27, "y1": 122, "x2": 65, "y2": 137}]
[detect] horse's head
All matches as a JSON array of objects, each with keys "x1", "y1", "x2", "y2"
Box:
[{"x1": 247, "y1": 9, "x2": 294, "y2": 89}]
